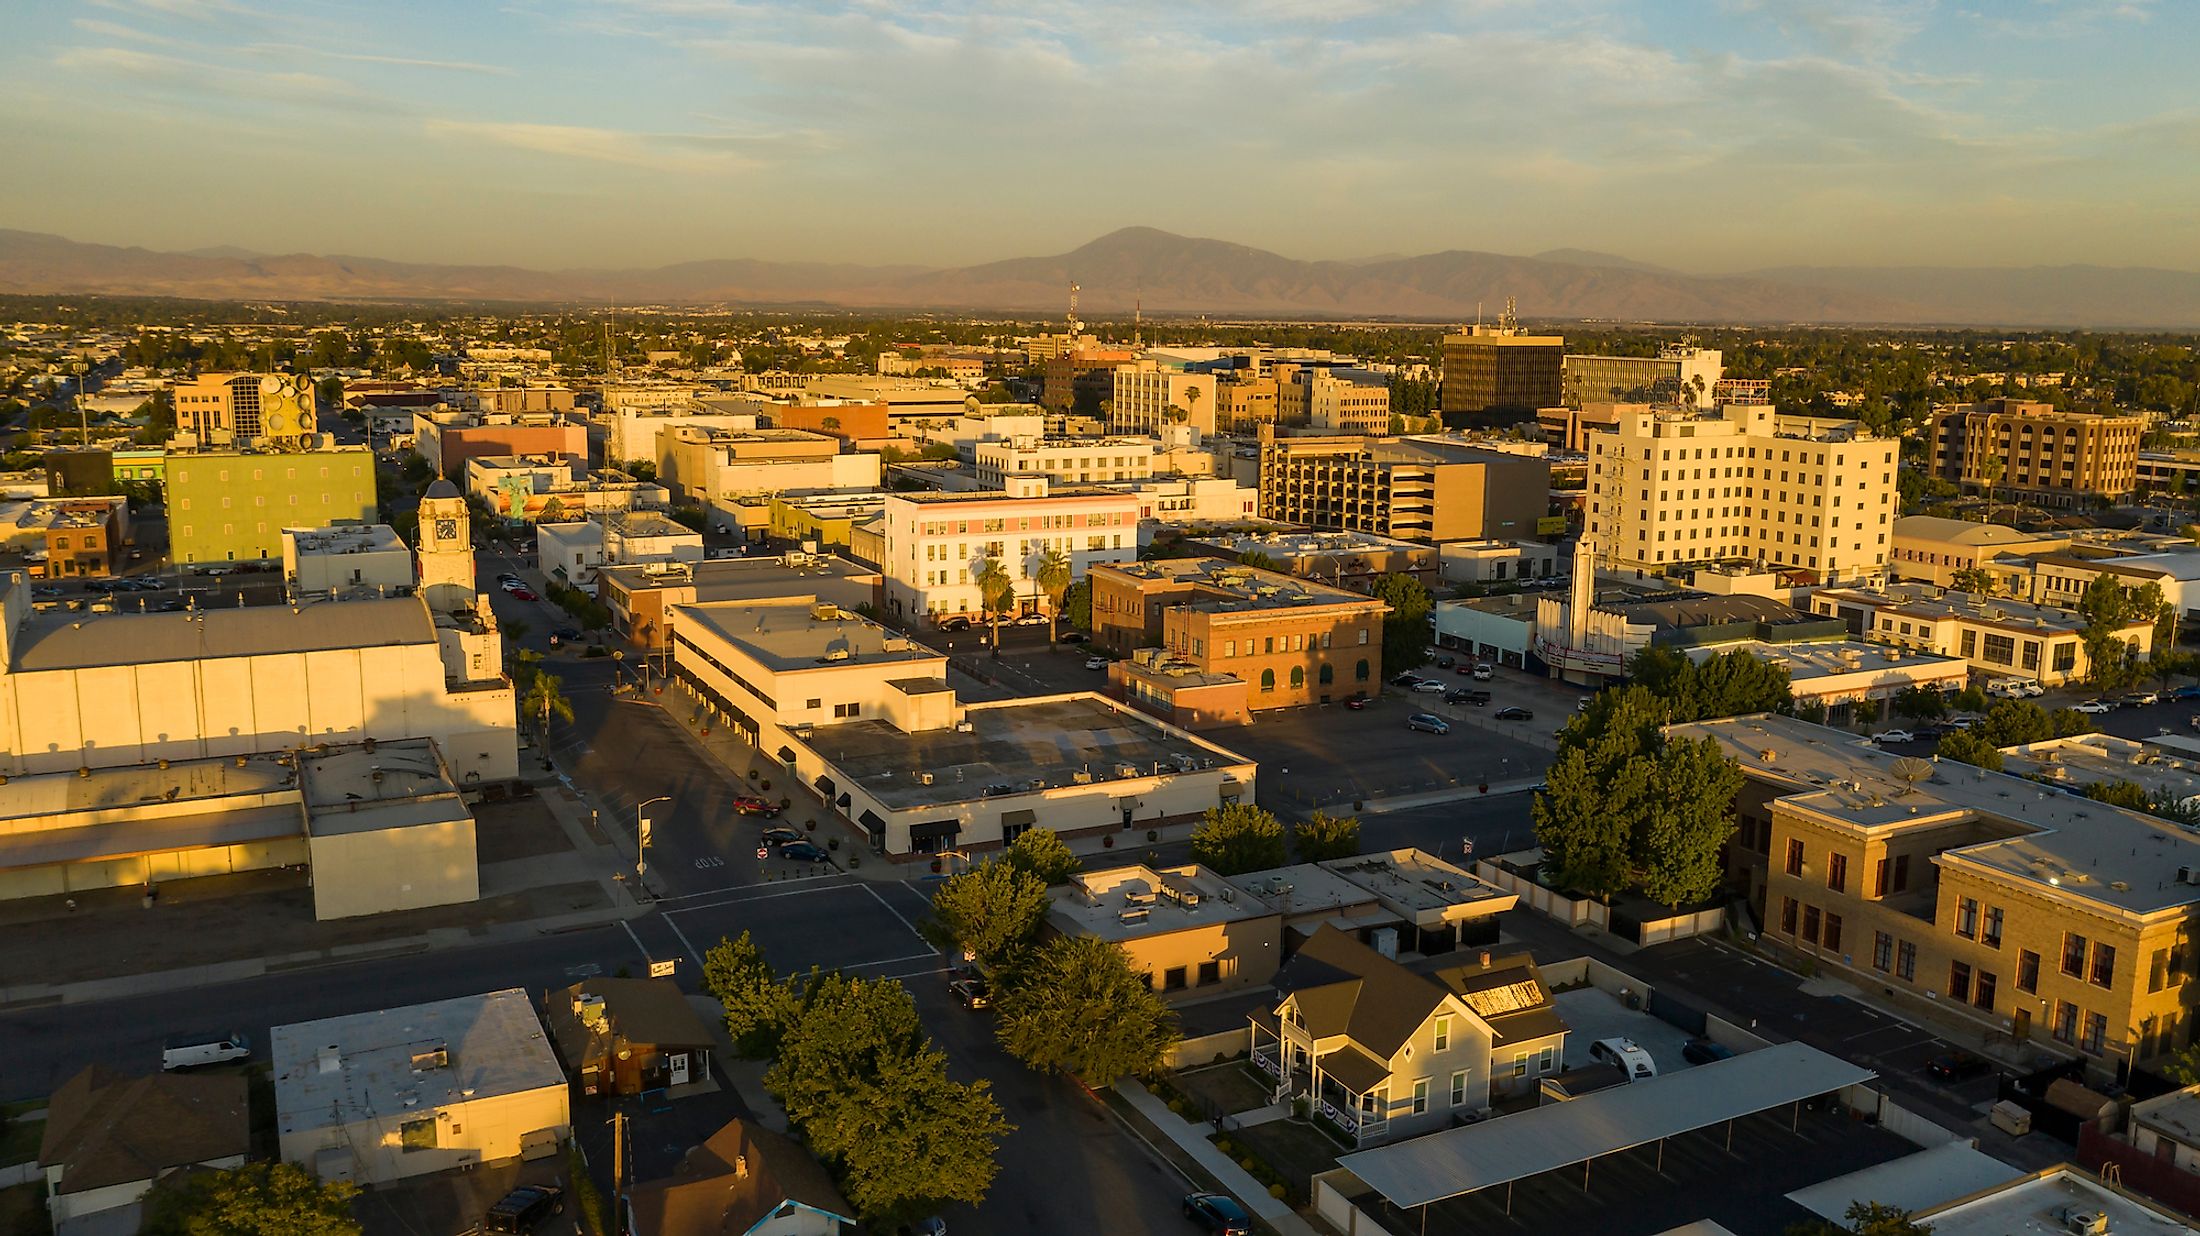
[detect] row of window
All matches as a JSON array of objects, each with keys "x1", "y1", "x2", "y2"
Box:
[
  {"x1": 1784, "y1": 837, "x2": 1913, "y2": 897},
  {"x1": 914, "y1": 512, "x2": 1130, "y2": 535}
]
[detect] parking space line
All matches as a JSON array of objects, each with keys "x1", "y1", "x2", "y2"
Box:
[
  {"x1": 662, "y1": 913, "x2": 707, "y2": 971},
  {"x1": 618, "y1": 919, "x2": 653, "y2": 965},
  {"x1": 845, "y1": 951, "x2": 945, "y2": 972},
  {"x1": 875, "y1": 962, "x2": 954, "y2": 983},
  {"x1": 660, "y1": 876, "x2": 857, "y2": 914},
  {"x1": 864, "y1": 883, "x2": 937, "y2": 953}
]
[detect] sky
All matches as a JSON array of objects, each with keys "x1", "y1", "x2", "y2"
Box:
[{"x1": 2, "y1": 0, "x2": 2194, "y2": 273}]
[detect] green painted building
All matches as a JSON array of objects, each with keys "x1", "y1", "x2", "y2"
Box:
[{"x1": 168, "y1": 446, "x2": 378, "y2": 564}]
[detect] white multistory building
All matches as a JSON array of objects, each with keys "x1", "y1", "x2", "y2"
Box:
[
  {"x1": 972, "y1": 436, "x2": 1156, "y2": 487},
  {"x1": 880, "y1": 477, "x2": 1140, "y2": 622}
]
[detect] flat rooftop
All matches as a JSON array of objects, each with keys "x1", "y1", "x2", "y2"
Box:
[
  {"x1": 2001, "y1": 734, "x2": 2200, "y2": 809},
  {"x1": 1052, "y1": 863, "x2": 1267, "y2": 941},
  {"x1": 599, "y1": 552, "x2": 877, "y2": 595},
  {"x1": 801, "y1": 694, "x2": 1253, "y2": 811},
  {"x1": 1917, "y1": 1169, "x2": 2197, "y2": 1236},
  {"x1": 285, "y1": 523, "x2": 406, "y2": 555},
  {"x1": 1099, "y1": 557, "x2": 1378, "y2": 612},
  {"x1": 1672, "y1": 714, "x2": 2200, "y2": 914},
  {"x1": 272, "y1": 989, "x2": 565, "y2": 1135},
  {"x1": 1686, "y1": 639, "x2": 1968, "y2": 682},
  {"x1": 1228, "y1": 862, "x2": 1380, "y2": 918},
  {"x1": 887, "y1": 485, "x2": 1124, "y2": 504},
  {"x1": 672, "y1": 599, "x2": 942, "y2": 674},
  {"x1": 1785, "y1": 1144, "x2": 2023, "y2": 1226},
  {"x1": 1187, "y1": 528, "x2": 1427, "y2": 559},
  {"x1": 0, "y1": 749, "x2": 294, "y2": 823},
  {"x1": 6, "y1": 594, "x2": 436, "y2": 671},
  {"x1": 1319, "y1": 850, "x2": 1513, "y2": 920},
  {"x1": 1815, "y1": 583, "x2": 2140, "y2": 635},
  {"x1": 297, "y1": 739, "x2": 468, "y2": 838}
]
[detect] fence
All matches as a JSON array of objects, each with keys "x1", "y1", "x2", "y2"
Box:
[
  {"x1": 2079, "y1": 1123, "x2": 2200, "y2": 1217},
  {"x1": 1313, "y1": 1169, "x2": 1389, "y2": 1236},
  {"x1": 1475, "y1": 855, "x2": 1610, "y2": 930},
  {"x1": 1164, "y1": 1026, "x2": 1250, "y2": 1071},
  {"x1": 1839, "y1": 1082, "x2": 1968, "y2": 1147}
]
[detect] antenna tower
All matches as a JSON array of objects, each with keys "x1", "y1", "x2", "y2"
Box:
[{"x1": 1067, "y1": 282, "x2": 1082, "y2": 339}]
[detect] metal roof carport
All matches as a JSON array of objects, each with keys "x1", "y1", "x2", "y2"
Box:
[{"x1": 1336, "y1": 1042, "x2": 1873, "y2": 1223}]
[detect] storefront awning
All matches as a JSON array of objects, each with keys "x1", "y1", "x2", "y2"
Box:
[
  {"x1": 857, "y1": 809, "x2": 887, "y2": 838},
  {"x1": 1000, "y1": 809, "x2": 1037, "y2": 828},
  {"x1": 909, "y1": 819, "x2": 961, "y2": 843}
]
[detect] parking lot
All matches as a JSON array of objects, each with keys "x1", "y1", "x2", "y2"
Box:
[{"x1": 1553, "y1": 989, "x2": 1703, "y2": 1074}]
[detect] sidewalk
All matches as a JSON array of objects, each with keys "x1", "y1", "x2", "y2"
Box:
[{"x1": 1118, "y1": 1079, "x2": 1320, "y2": 1236}]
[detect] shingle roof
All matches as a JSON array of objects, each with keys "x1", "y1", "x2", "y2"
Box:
[
  {"x1": 626, "y1": 1119, "x2": 853, "y2": 1236},
  {"x1": 39, "y1": 1065, "x2": 249, "y2": 1195},
  {"x1": 1273, "y1": 926, "x2": 1447, "y2": 1061}
]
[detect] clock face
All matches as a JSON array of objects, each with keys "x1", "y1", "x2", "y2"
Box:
[{"x1": 435, "y1": 518, "x2": 458, "y2": 541}]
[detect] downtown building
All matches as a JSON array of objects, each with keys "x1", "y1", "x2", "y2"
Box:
[
  {"x1": 1439, "y1": 324, "x2": 1563, "y2": 421},
  {"x1": 1256, "y1": 430, "x2": 1549, "y2": 544},
  {"x1": 878, "y1": 477, "x2": 1140, "y2": 623},
  {"x1": 1926, "y1": 398, "x2": 2146, "y2": 507}
]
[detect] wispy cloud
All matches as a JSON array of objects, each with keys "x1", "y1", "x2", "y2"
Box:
[
  {"x1": 55, "y1": 45, "x2": 367, "y2": 107},
  {"x1": 83, "y1": 0, "x2": 260, "y2": 22},
  {"x1": 247, "y1": 43, "x2": 515, "y2": 76},
  {"x1": 423, "y1": 119, "x2": 759, "y2": 172}
]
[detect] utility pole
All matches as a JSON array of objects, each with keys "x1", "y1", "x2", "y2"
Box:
[{"x1": 610, "y1": 1108, "x2": 626, "y2": 1212}]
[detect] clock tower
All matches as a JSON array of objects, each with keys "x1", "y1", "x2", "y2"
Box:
[{"x1": 418, "y1": 478, "x2": 475, "y2": 611}]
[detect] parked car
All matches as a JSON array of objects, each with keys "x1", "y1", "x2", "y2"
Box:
[
  {"x1": 1412, "y1": 679, "x2": 1448, "y2": 694},
  {"x1": 1471, "y1": 664, "x2": 1495, "y2": 680},
  {"x1": 162, "y1": 1032, "x2": 250, "y2": 1071},
  {"x1": 499, "y1": 578, "x2": 527, "y2": 593},
  {"x1": 936, "y1": 616, "x2": 971, "y2": 632},
  {"x1": 1869, "y1": 729, "x2": 1916, "y2": 744},
  {"x1": 948, "y1": 976, "x2": 990, "y2": 1009},
  {"x1": 550, "y1": 626, "x2": 581, "y2": 641},
  {"x1": 131, "y1": 577, "x2": 167, "y2": 590},
  {"x1": 1182, "y1": 1192, "x2": 1253, "y2": 1236},
  {"x1": 2169, "y1": 684, "x2": 2200, "y2": 702},
  {"x1": 1015, "y1": 613, "x2": 1047, "y2": 626},
  {"x1": 482, "y1": 1185, "x2": 564, "y2": 1235},
  {"x1": 1343, "y1": 692, "x2": 1369, "y2": 710},
  {"x1": 1494, "y1": 706, "x2": 1534, "y2": 721},
  {"x1": 1057, "y1": 631, "x2": 1087, "y2": 643},
  {"x1": 1405, "y1": 713, "x2": 1451, "y2": 734},
  {"x1": 509, "y1": 588, "x2": 539, "y2": 602},
  {"x1": 1681, "y1": 1039, "x2": 1735, "y2": 1066},
  {"x1": 1454, "y1": 662, "x2": 1477, "y2": 676},
  {"x1": 497, "y1": 572, "x2": 522, "y2": 583},
  {"x1": 759, "y1": 826, "x2": 803, "y2": 847},
  {"x1": 1443, "y1": 688, "x2": 1479, "y2": 705},
  {"x1": 1434, "y1": 655, "x2": 1455, "y2": 669},
  {"x1": 30, "y1": 585, "x2": 60, "y2": 598},
  {"x1": 2072, "y1": 699, "x2": 2116, "y2": 715},
  {"x1": 1391, "y1": 672, "x2": 1424, "y2": 687},
  {"x1": 732, "y1": 795, "x2": 780, "y2": 817},
  {"x1": 2122, "y1": 690, "x2": 2161, "y2": 707},
  {"x1": 197, "y1": 565, "x2": 235, "y2": 577},
  {"x1": 775, "y1": 840, "x2": 831, "y2": 863},
  {"x1": 1085, "y1": 656, "x2": 1110, "y2": 671},
  {"x1": 1924, "y1": 1051, "x2": 1994, "y2": 1083},
  {"x1": 1589, "y1": 1036, "x2": 1657, "y2": 1081}
]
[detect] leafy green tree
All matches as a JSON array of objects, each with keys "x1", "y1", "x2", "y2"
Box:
[
  {"x1": 1627, "y1": 646, "x2": 1792, "y2": 722},
  {"x1": 1953, "y1": 685, "x2": 1988, "y2": 713},
  {"x1": 1237, "y1": 549, "x2": 1282, "y2": 571},
  {"x1": 768, "y1": 973, "x2": 1008, "y2": 1227},
  {"x1": 1536, "y1": 689, "x2": 1663, "y2": 897},
  {"x1": 1892, "y1": 686, "x2": 1948, "y2": 723},
  {"x1": 975, "y1": 556, "x2": 1014, "y2": 649},
  {"x1": 925, "y1": 861, "x2": 1050, "y2": 967},
  {"x1": 1189, "y1": 803, "x2": 1287, "y2": 874},
  {"x1": 1933, "y1": 730, "x2": 2004, "y2": 771},
  {"x1": 702, "y1": 931, "x2": 799, "y2": 1058},
  {"x1": 2150, "y1": 650, "x2": 2194, "y2": 691},
  {"x1": 1948, "y1": 566, "x2": 1996, "y2": 594},
  {"x1": 1370, "y1": 573, "x2": 1433, "y2": 674},
  {"x1": 2083, "y1": 780, "x2": 2153, "y2": 812},
  {"x1": 142, "y1": 1162, "x2": 360, "y2": 1236},
  {"x1": 2166, "y1": 1041, "x2": 2200, "y2": 1087},
  {"x1": 1036, "y1": 547, "x2": 1072, "y2": 644},
  {"x1": 1976, "y1": 699, "x2": 2053, "y2": 746},
  {"x1": 2051, "y1": 708, "x2": 2098, "y2": 737},
  {"x1": 995, "y1": 935, "x2": 1178, "y2": 1085},
  {"x1": 2077, "y1": 573, "x2": 2147, "y2": 689},
  {"x1": 1853, "y1": 697, "x2": 1882, "y2": 726},
  {"x1": 1062, "y1": 579, "x2": 1092, "y2": 633},
  {"x1": 1292, "y1": 810, "x2": 1361, "y2": 862},
  {"x1": 1785, "y1": 1199, "x2": 1934, "y2": 1236},
  {"x1": 523, "y1": 670, "x2": 573, "y2": 739},
  {"x1": 1633, "y1": 735, "x2": 1746, "y2": 908},
  {"x1": 1001, "y1": 827, "x2": 1079, "y2": 884}
]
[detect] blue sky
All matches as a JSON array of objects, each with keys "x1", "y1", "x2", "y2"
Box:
[{"x1": 2, "y1": 0, "x2": 2191, "y2": 272}]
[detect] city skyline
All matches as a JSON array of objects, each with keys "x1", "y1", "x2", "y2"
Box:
[{"x1": 4, "y1": 0, "x2": 2194, "y2": 274}]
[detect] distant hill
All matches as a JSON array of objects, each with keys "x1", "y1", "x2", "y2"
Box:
[{"x1": 3, "y1": 224, "x2": 2198, "y2": 327}]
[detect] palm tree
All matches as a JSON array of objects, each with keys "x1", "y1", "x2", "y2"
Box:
[
  {"x1": 974, "y1": 556, "x2": 1014, "y2": 650},
  {"x1": 523, "y1": 670, "x2": 574, "y2": 740},
  {"x1": 1183, "y1": 384, "x2": 1204, "y2": 430},
  {"x1": 1036, "y1": 547, "x2": 1072, "y2": 644}
]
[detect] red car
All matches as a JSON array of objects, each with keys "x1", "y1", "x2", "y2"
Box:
[
  {"x1": 1343, "y1": 693, "x2": 1369, "y2": 710},
  {"x1": 509, "y1": 587, "x2": 538, "y2": 602},
  {"x1": 1454, "y1": 662, "x2": 1477, "y2": 675},
  {"x1": 732, "y1": 795, "x2": 780, "y2": 817}
]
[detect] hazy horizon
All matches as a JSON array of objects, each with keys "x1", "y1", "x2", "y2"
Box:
[{"x1": 5, "y1": 0, "x2": 2195, "y2": 275}]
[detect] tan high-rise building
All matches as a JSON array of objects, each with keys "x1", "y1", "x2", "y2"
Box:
[
  {"x1": 1928, "y1": 399, "x2": 2145, "y2": 506},
  {"x1": 1257, "y1": 430, "x2": 1548, "y2": 543},
  {"x1": 1274, "y1": 365, "x2": 1390, "y2": 434},
  {"x1": 1217, "y1": 375, "x2": 1280, "y2": 434},
  {"x1": 172, "y1": 372, "x2": 319, "y2": 449},
  {"x1": 1440, "y1": 325, "x2": 1563, "y2": 421},
  {"x1": 1110, "y1": 361, "x2": 1217, "y2": 436},
  {"x1": 1582, "y1": 404, "x2": 1894, "y2": 584}
]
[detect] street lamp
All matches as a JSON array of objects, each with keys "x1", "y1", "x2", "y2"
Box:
[{"x1": 635, "y1": 795, "x2": 670, "y2": 896}]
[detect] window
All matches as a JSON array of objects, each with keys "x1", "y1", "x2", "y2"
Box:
[
  {"x1": 2091, "y1": 942, "x2": 2116, "y2": 988},
  {"x1": 1452, "y1": 1070, "x2": 1470, "y2": 1105},
  {"x1": 1289, "y1": 666, "x2": 1305, "y2": 690},
  {"x1": 1892, "y1": 854, "x2": 1910, "y2": 892},
  {"x1": 1872, "y1": 932, "x2": 1893, "y2": 972},
  {"x1": 2081, "y1": 1011, "x2": 2107, "y2": 1055},
  {"x1": 1198, "y1": 960, "x2": 1220, "y2": 986},
  {"x1": 2151, "y1": 948, "x2": 2170, "y2": 995},
  {"x1": 1780, "y1": 897, "x2": 1798, "y2": 935},
  {"x1": 1974, "y1": 970, "x2": 1997, "y2": 1012},
  {"x1": 1433, "y1": 1016, "x2": 1451, "y2": 1052},
  {"x1": 2062, "y1": 933, "x2": 2088, "y2": 978},
  {"x1": 400, "y1": 1117, "x2": 438, "y2": 1150},
  {"x1": 1949, "y1": 961, "x2": 1972, "y2": 1003},
  {"x1": 1801, "y1": 904, "x2": 1821, "y2": 944},
  {"x1": 2052, "y1": 1001, "x2": 2077, "y2": 1044},
  {"x1": 1164, "y1": 966, "x2": 1187, "y2": 991},
  {"x1": 1896, "y1": 940, "x2": 1917, "y2": 981},
  {"x1": 2018, "y1": 949, "x2": 2041, "y2": 994},
  {"x1": 1823, "y1": 913, "x2": 1843, "y2": 953},
  {"x1": 1355, "y1": 658, "x2": 1369, "y2": 682},
  {"x1": 1785, "y1": 838, "x2": 1804, "y2": 876},
  {"x1": 1826, "y1": 853, "x2": 1848, "y2": 892},
  {"x1": 1319, "y1": 663, "x2": 1333, "y2": 685},
  {"x1": 1955, "y1": 898, "x2": 1978, "y2": 939},
  {"x1": 1539, "y1": 1045, "x2": 1556, "y2": 1072},
  {"x1": 1411, "y1": 1079, "x2": 1429, "y2": 1115},
  {"x1": 1874, "y1": 858, "x2": 1891, "y2": 897}
]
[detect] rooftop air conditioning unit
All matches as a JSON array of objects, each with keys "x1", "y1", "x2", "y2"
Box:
[{"x1": 915, "y1": 771, "x2": 934, "y2": 785}]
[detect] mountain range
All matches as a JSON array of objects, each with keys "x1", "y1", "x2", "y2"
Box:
[{"x1": 5, "y1": 225, "x2": 2200, "y2": 329}]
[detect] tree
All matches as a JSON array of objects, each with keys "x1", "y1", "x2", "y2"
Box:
[
  {"x1": 995, "y1": 934, "x2": 1178, "y2": 1085},
  {"x1": 1976, "y1": 699, "x2": 2053, "y2": 746},
  {"x1": 1933, "y1": 730, "x2": 2004, "y2": 771},
  {"x1": 1627, "y1": 646, "x2": 1792, "y2": 722},
  {"x1": 1000, "y1": 827, "x2": 1079, "y2": 884},
  {"x1": 1892, "y1": 686, "x2": 1949, "y2": 723},
  {"x1": 767, "y1": 973, "x2": 1008, "y2": 1227},
  {"x1": 2077, "y1": 573, "x2": 2146, "y2": 689},
  {"x1": 1853, "y1": 697, "x2": 1882, "y2": 726},
  {"x1": 1633, "y1": 735, "x2": 1746, "y2": 908},
  {"x1": 925, "y1": 861, "x2": 1050, "y2": 967},
  {"x1": 142, "y1": 1162, "x2": 360, "y2": 1236},
  {"x1": 975, "y1": 556, "x2": 1013, "y2": 650},
  {"x1": 1237, "y1": 549, "x2": 1282, "y2": 572},
  {"x1": 523, "y1": 670, "x2": 573, "y2": 738},
  {"x1": 2083, "y1": 779, "x2": 2153, "y2": 812},
  {"x1": 1062, "y1": 579, "x2": 1092, "y2": 633},
  {"x1": 1953, "y1": 685, "x2": 1988, "y2": 713},
  {"x1": 1292, "y1": 810, "x2": 1361, "y2": 862},
  {"x1": 1189, "y1": 803, "x2": 1287, "y2": 875},
  {"x1": 1370, "y1": 573, "x2": 1433, "y2": 675},
  {"x1": 2151, "y1": 650, "x2": 2193, "y2": 691},
  {"x1": 702, "y1": 930, "x2": 798, "y2": 1058},
  {"x1": 2051, "y1": 708, "x2": 2098, "y2": 737},
  {"x1": 1948, "y1": 566, "x2": 1996, "y2": 594},
  {"x1": 1785, "y1": 1199, "x2": 1935, "y2": 1236},
  {"x1": 1035, "y1": 547, "x2": 1071, "y2": 644}
]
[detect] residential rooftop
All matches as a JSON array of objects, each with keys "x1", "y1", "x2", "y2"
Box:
[
  {"x1": 1320, "y1": 850, "x2": 1514, "y2": 924},
  {"x1": 1671, "y1": 713, "x2": 2200, "y2": 915},
  {"x1": 669, "y1": 599, "x2": 941, "y2": 674},
  {"x1": 798, "y1": 694, "x2": 1253, "y2": 811},
  {"x1": 1052, "y1": 863, "x2": 1267, "y2": 941},
  {"x1": 271, "y1": 989, "x2": 564, "y2": 1136}
]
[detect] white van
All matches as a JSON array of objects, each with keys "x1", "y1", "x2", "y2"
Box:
[
  {"x1": 1588, "y1": 1036, "x2": 1658, "y2": 1082},
  {"x1": 162, "y1": 1031, "x2": 250, "y2": 1071}
]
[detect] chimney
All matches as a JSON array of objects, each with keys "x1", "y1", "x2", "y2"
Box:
[{"x1": 1479, "y1": 950, "x2": 1493, "y2": 968}]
